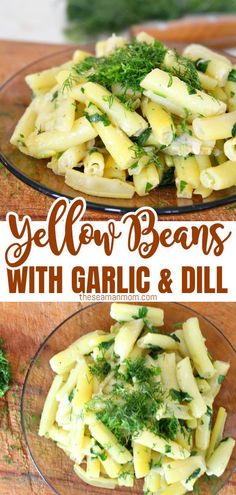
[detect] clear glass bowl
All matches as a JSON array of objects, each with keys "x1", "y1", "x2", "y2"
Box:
[
  {"x1": 21, "y1": 302, "x2": 236, "y2": 495},
  {"x1": 1, "y1": 48, "x2": 236, "y2": 214}
]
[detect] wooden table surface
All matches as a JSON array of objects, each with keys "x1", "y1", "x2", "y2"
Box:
[
  {"x1": 0, "y1": 39, "x2": 236, "y2": 221},
  {"x1": 0, "y1": 301, "x2": 235, "y2": 495}
]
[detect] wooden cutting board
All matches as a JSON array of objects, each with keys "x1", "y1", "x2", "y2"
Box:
[
  {"x1": 0, "y1": 39, "x2": 236, "y2": 221},
  {"x1": 0, "y1": 301, "x2": 235, "y2": 495}
]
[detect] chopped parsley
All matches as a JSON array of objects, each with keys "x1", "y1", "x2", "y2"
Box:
[
  {"x1": 170, "y1": 389, "x2": 193, "y2": 403},
  {"x1": 195, "y1": 59, "x2": 209, "y2": 73},
  {"x1": 165, "y1": 444, "x2": 172, "y2": 453},
  {"x1": 84, "y1": 111, "x2": 110, "y2": 126}
]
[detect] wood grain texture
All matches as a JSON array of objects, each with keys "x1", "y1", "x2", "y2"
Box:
[
  {"x1": 131, "y1": 15, "x2": 236, "y2": 48},
  {"x1": 0, "y1": 301, "x2": 235, "y2": 495},
  {"x1": 0, "y1": 39, "x2": 236, "y2": 221}
]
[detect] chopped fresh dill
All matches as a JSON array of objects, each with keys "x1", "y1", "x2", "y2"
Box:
[
  {"x1": 169, "y1": 333, "x2": 180, "y2": 343},
  {"x1": 129, "y1": 143, "x2": 147, "y2": 161},
  {"x1": 186, "y1": 468, "x2": 201, "y2": 483},
  {"x1": 149, "y1": 346, "x2": 164, "y2": 359},
  {"x1": 133, "y1": 127, "x2": 152, "y2": 146},
  {"x1": 228, "y1": 68, "x2": 236, "y2": 83},
  {"x1": 89, "y1": 358, "x2": 111, "y2": 380},
  {"x1": 195, "y1": 59, "x2": 209, "y2": 73},
  {"x1": 103, "y1": 94, "x2": 115, "y2": 108},
  {"x1": 55, "y1": 151, "x2": 63, "y2": 160},
  {"x1": 98, "y1": 339, "x2": 114, "y2": 351},
  {"x1": 232, "y1": 123, "x2": 236, "y2": 137},
  {"x1": 187, "y1": 84, "x2": 197, "y2": 95},
  {"x1": 91, "y1": 442, "x2": 107, "y2": 461},
  {"x1": 118, "y1": 357, "x2": 161, "y2": 384},
  {"x1": 135, "y1": 306, "x2": 148, "y2": 319},
  {"x1": 84, "y1": 110, "x2": 110, "y2": 126},
  {"x1": 63, "y1": 41, "x2": 201, "y2": 105},
  {"x1": 68, "y1": 389, "x2": 75, "y2": 402},
  {"x1": 145, "y1": 182, "x2": 153, "y2": 193},
  {"x1": 143, "y1": 319, "x2": 158, "y2": 333},
  {"x1": 168, "y1": 74, "x2": 173, "y2": 87},
  {"x1": 0, "y1": 339, "x2": 11, "y2": 398},
  {"x1": 179, "y1": 180, "x2": 188, "y2": 193},
  {"x1": 87, "y1": 378, "x2": 164, "y2": 446},
  {"x1": 160, "y1": 168, "x2": 175, "y2": 186},
  {"x1": 17, "y1": 133, "x2": 26, "y2": 147},
  {"x1": 51, "y1": 90, "x2": 59, "y2": 102},
  {"x1": 218, "y1": 374, "x2": 225, "y2": 384},
  {"x1": 181, "y1": 108, "x2": 190, "y2": 133},
  {"x1": 170, "y1": 389, "x2": 193, "y2": 403}
]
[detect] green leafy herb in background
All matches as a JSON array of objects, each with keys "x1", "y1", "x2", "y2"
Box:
[
  {"x1": 0, "y1": 339, "x2": 11, "y2": 398},
  {"x1": 65, "y1": 0, "x2": 236, "y2": 41}
]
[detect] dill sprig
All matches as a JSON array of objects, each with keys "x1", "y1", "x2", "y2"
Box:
[
  {"x1": 118, "y1": 357, "x2": 161, "y2": 384},
  {"x1": 86, "y1": 356, "x2": 182, "y2": 447},
  {"x1": 63, "y1": 41, "x2": 201, "y2": 107},
  {"x1": 0, "y1": 339, "x2": 11, "y2": 398},
  {"x1": 89, "y1": 357, "x2": 111, "y2": 380},
  {"x1": 89, "y1": 380, "x2": 163, "y2": 446}
]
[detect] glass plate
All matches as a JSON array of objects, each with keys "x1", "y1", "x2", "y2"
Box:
[
  {"x1": 21, "y1": 302, "x2": 236, "y2": 495},
  {"x1": 1, "y1": 47, "x2": 236, "y2": 214}
]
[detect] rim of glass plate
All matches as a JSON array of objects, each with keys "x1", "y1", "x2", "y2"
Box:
[
  {"x1": 20, "y1": 301, "x2": 236, "y2": 495},
  {"x1": 1, "y1": 48, "x2": 236, "y2": 214}
]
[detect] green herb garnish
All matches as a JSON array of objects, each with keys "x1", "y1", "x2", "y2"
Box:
[
  {"x1": 179, "y1": 180, "x2": 188, "y2": 193},
  {"x1": 186, "y1": 468, "x2": 201, "y2": 483},
  {"x1": 195, "y1": 59, "x2": 209, "y2": 73},
  {"x1": 134, "y1": 127, "x2": 152, "y2": 146},
  {"x1": 120, "y1": 357, "x2": 161, "y2": 384},
  {"x1": 145, "y1": 182, "x2": 153, "y2": 193},
  {"x1": 84, "y1": 111, "x2": 110, "y2": 126},
  {"x1": 51, "y1": 90, "x2": 59, "y2": 102},
  {"x1": 0, "y1": 340, "x2": 11, "y2": 398},
  {"x1": 68, "y1": 389, "x2": 75, "y2": 402},
  {"x1": 232, "y1": 123, "x2": 236, "y2": 137},
  {"x1": 87, "y1": 379, "x2": 163, "y2": 446},
  {"x1": 170, "y1": 389, "x2": 193, "y2": 403},
  {"x1": 218, "y1": 374, "x2": 225, "y2": 384},
  {"x1": 133, "y1": 306, "x2": 148, "y2": 319},
  {"x1": 228, "y1": 69, "x2": 236, "y2": 83},
  {"x1": 89, "y1": 358, "x2": 111, "y2": 380},
  {"x1": 98, "y1": 339, "x2": 114, "y2": 351}
]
